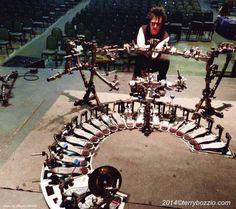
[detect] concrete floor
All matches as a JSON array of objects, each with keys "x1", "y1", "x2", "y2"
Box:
[{"x1": 1, "y1": 0, "x2": 236, "y2": 209}]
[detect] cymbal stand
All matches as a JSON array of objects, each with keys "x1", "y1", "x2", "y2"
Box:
[
  {"x1": 65, "y1": 41, "x2": 118, "y2": 110},
  {"x1": 194, "y1": 49, "x2": 222, "y2": 118},
  {"x1": 47, "y1": 39, "x2": 119, "y2": 110},
  {"x1": 194, "y1": 45, "x2": 235, "y2": 118},
  {"x1": 210, "y1": 51, "x2": 233, "y2": 98}
]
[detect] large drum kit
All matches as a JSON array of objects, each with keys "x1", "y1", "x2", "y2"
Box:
[{"x1": 40, "y1": 38, "x2": 235, "y2": 209}]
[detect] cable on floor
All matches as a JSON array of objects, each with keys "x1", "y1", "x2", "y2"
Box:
[{"x1": 18, "y1": 69, "x2": 39, "y2": 81}]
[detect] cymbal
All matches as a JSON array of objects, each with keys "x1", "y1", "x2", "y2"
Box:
[{"x1": 88, "y1": 166, "x2": 122, "y2": 197}]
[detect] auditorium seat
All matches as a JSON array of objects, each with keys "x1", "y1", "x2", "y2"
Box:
[
  {"x1": 57, "y1": 38, "x2": 67, "y2": 65},
  {"x1": 186, "y1": 12, "x2": 204, "y2": 41},
  {"x1": 201, "y1": 11, "x2": 215, "y2": 41},
  {"x1": 64, "y1": 21, "x2": 75, "y2": 36},
  {"x1": 167, "y1": 11, "x2": 183, "y2": 42},
  {"x1": 22, "y1": 18, "x2": 35, "y2": 40},
  {"x1": 51, "y1": 27, "x2": 63, "y2": 46},
  {"x1": 0, "y1": 28, "x2": 13, "y2": 56},
  {"x1": 9, "y1": 21, "x2": 25, "y2": 45},
  {"x1": 41, "y1": 35, "x2": 58, "y2": 67}
]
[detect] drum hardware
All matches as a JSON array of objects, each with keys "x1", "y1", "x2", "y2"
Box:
[
  {"x1": 154, "y1": 101, "x2": 166, "y2": 115},
  {"x1": 44, "y1": 152, "x2": 66, "y2": 169},
  {"x1": 163, "y1": 95, "x2": 177, "y2": 122},
  {"x1": 44, "y1": 136, "x2": 90, "y2": 172},
  {"x1": 129, "y1": 71, "x2": 187, "y2": 100},
  {"x1": 181, "y1": 107, "x2": 194, "y2": 121},
  {"x1": 142, "y1": 100, "x2": 179, "y2": 136},
  {"x1": 87, "y1": 166, "x2": 127, "y2": 209},
  {"x1": 48, "y1": 141, "x2": 85, "y2": 160},
  {"x1": 90, "y1": 102, "x2": 110, "y2": 119},
  {"x1": 206, "y1": 117, "x2": 214, "y2": 133},
  {"x1": 194, "y1": 131, "x2": 232, "y2": 155},
  {"x1": 71, "y1": 115, "x2": 79, "y2": 128},
  {"x1": 211, "y1": 55, "x2": 232, "y2": 97},
  {"x1": 117, "y1": 99, "x2": 135, "y2": 113},
  {"x1": 70, "y1": 115, "x2": 101, "y2": 140},
  {"x1": 79, "y1": 109, "x2": 90, "y2": 123},
  {"x1": 0, "y1": 71, "x2": 18, "y2": 106},
  {"x1": 194, "y1": 42, "x2": 235, "y2": 118},
  {"x1": 46, "y1": 41, "x2": 208, "y2": 110},
  {"x1": 47, "y1": 39, "x2": 120, "y2": 110},
  {"x1": 118, "y1": 43, "x2": 207, "y2": 61},
  {"x1": 105, "y1": 42, "x2": 235, "y2": 118},
  {"x1": 40, "y1": 98, "x2": 234, "y2": 209},
  {"x1": 32, "y1": 151, "x2": 59, "y2": 169},
  {"x1": 90, "y1": 106, "x2": 101, "y2": 119},
  {"x1": 126, "y1": 100, "x2": 135, "y2": 114},
  {"x1": 181, "y1": 107, "x2": 191, "y2": 121},
  {"x1": 164, "y1": 104, "x2": 178, "y2": 123},
  {"x1": 63, "y1": 122, "x2": 74, "y2": 135},
  {"x1": 53, "y1": 123, "x2": 73, "y2": 142},
  {"x1": 53, "y1": 131, "x2": 64, "y2": 142},
  {"x1": 59, "y1": 177, "x2": 78, "y2": 207},
  {"x1": 129, "y1": 75, "x2": 162, "y2": 99},
  {"x1": 215, "y1": 124, "x2": 224, "y2": 142},
  {"x1": 223, "y1": 133, "x2": 232, "y2": 155},
  {"x1": 60, "y1": 190, "x2": 89, "y2": 209},
  {"x1": 48, "y1": 173, "x2": 61, "y2": 185},
  {"x1": 48, "y1": 142, "x2": 61, "y2": 154},
  {"x1": 195, "y1": 113, "x2": 202, "y2": 127},
  {"x1": 41, "y1": 41, "x2": 236, "y2": 209},
  {"x1": 175, "y1": 70, "x2": 187, "y2": 92},
  {"x1": 58, "y1": 173, "x2": 89, "y2": 208},
  {"x1": 101, "y1": 103, "x2": 110, "y2": 115},
  {"x1": 57, "y1": 165, "x2": 125, "y2": 209},
  {"x1": 141, "y1": 101, "x2": 153, "y2": 136},
  {"x1": 113, "y1": 100, "x2": 126, "y2": 113}
]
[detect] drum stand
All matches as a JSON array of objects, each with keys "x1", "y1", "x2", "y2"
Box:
[
  {"x1": 141, "y1": 101, "x2": 153, "y2": 136},
  {"x1": 73, "y1": 42, "x2": 119, "y2": 110},
  {"x1": 47, "y1": 40, "x2": 119, "y2": 111},
  {"x1": 194, "y1": 45, "x2": 234, "y2": 118},
  {"x1": 0, "y1": 71, "x2": 18, "y2": 106}
]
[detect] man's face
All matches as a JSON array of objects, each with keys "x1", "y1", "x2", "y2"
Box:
[{"x1": 150, "y1": 16, "x2": 163, "y2": 35}]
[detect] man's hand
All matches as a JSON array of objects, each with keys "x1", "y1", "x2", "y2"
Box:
[{"x1": 148, "y1": 38, "x2": 160, "y2": 47}]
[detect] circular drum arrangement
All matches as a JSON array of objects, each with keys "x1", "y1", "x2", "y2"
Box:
[
  {"x1": 41, "y1": 40, "x2": 235, "y2": 209},
  {"x1": 40, "y1": 99, "x2": 234, "y2": 209}
]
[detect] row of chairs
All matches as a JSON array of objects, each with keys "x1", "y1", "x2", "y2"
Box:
[
  {"x1": 0, "y1": 28, "x2": 13, "y2": 56},
  {"x1": 70, "y1": 0, "x2": 212, "y2": 44},
  {"x1": 40, "y1": 1, "x2": 215, "y2": 68},
  {"x1": 41, "y1": 27, "x2": 133, "y2": 71},
  {"x1": 0, "y1": 0, "x2": 82, "y2": 57},
  {"x1": 167, "y1": 10, "x2": 215, "y2": 42},
  {"x1": 0, "y1": 22, "x2": 36, "y2": 56},
  {"x1": 0, "y1": 0, "x2": 80, "y2": 29},
  {"x1": 41, "y1": 28, "x2": 67, "y2": 67},
  {"x1": 64, "y1": 0, "x2": 201, "y2": 44}
]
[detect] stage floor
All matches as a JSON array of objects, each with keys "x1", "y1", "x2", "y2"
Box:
[{"x1": 0, "y1": 89, "x2": 236, "y2": 209}]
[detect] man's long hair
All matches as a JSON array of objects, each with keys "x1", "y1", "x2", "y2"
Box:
[{"x1": 147, "y1": 6, "x2": 167, "y2": 23}]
